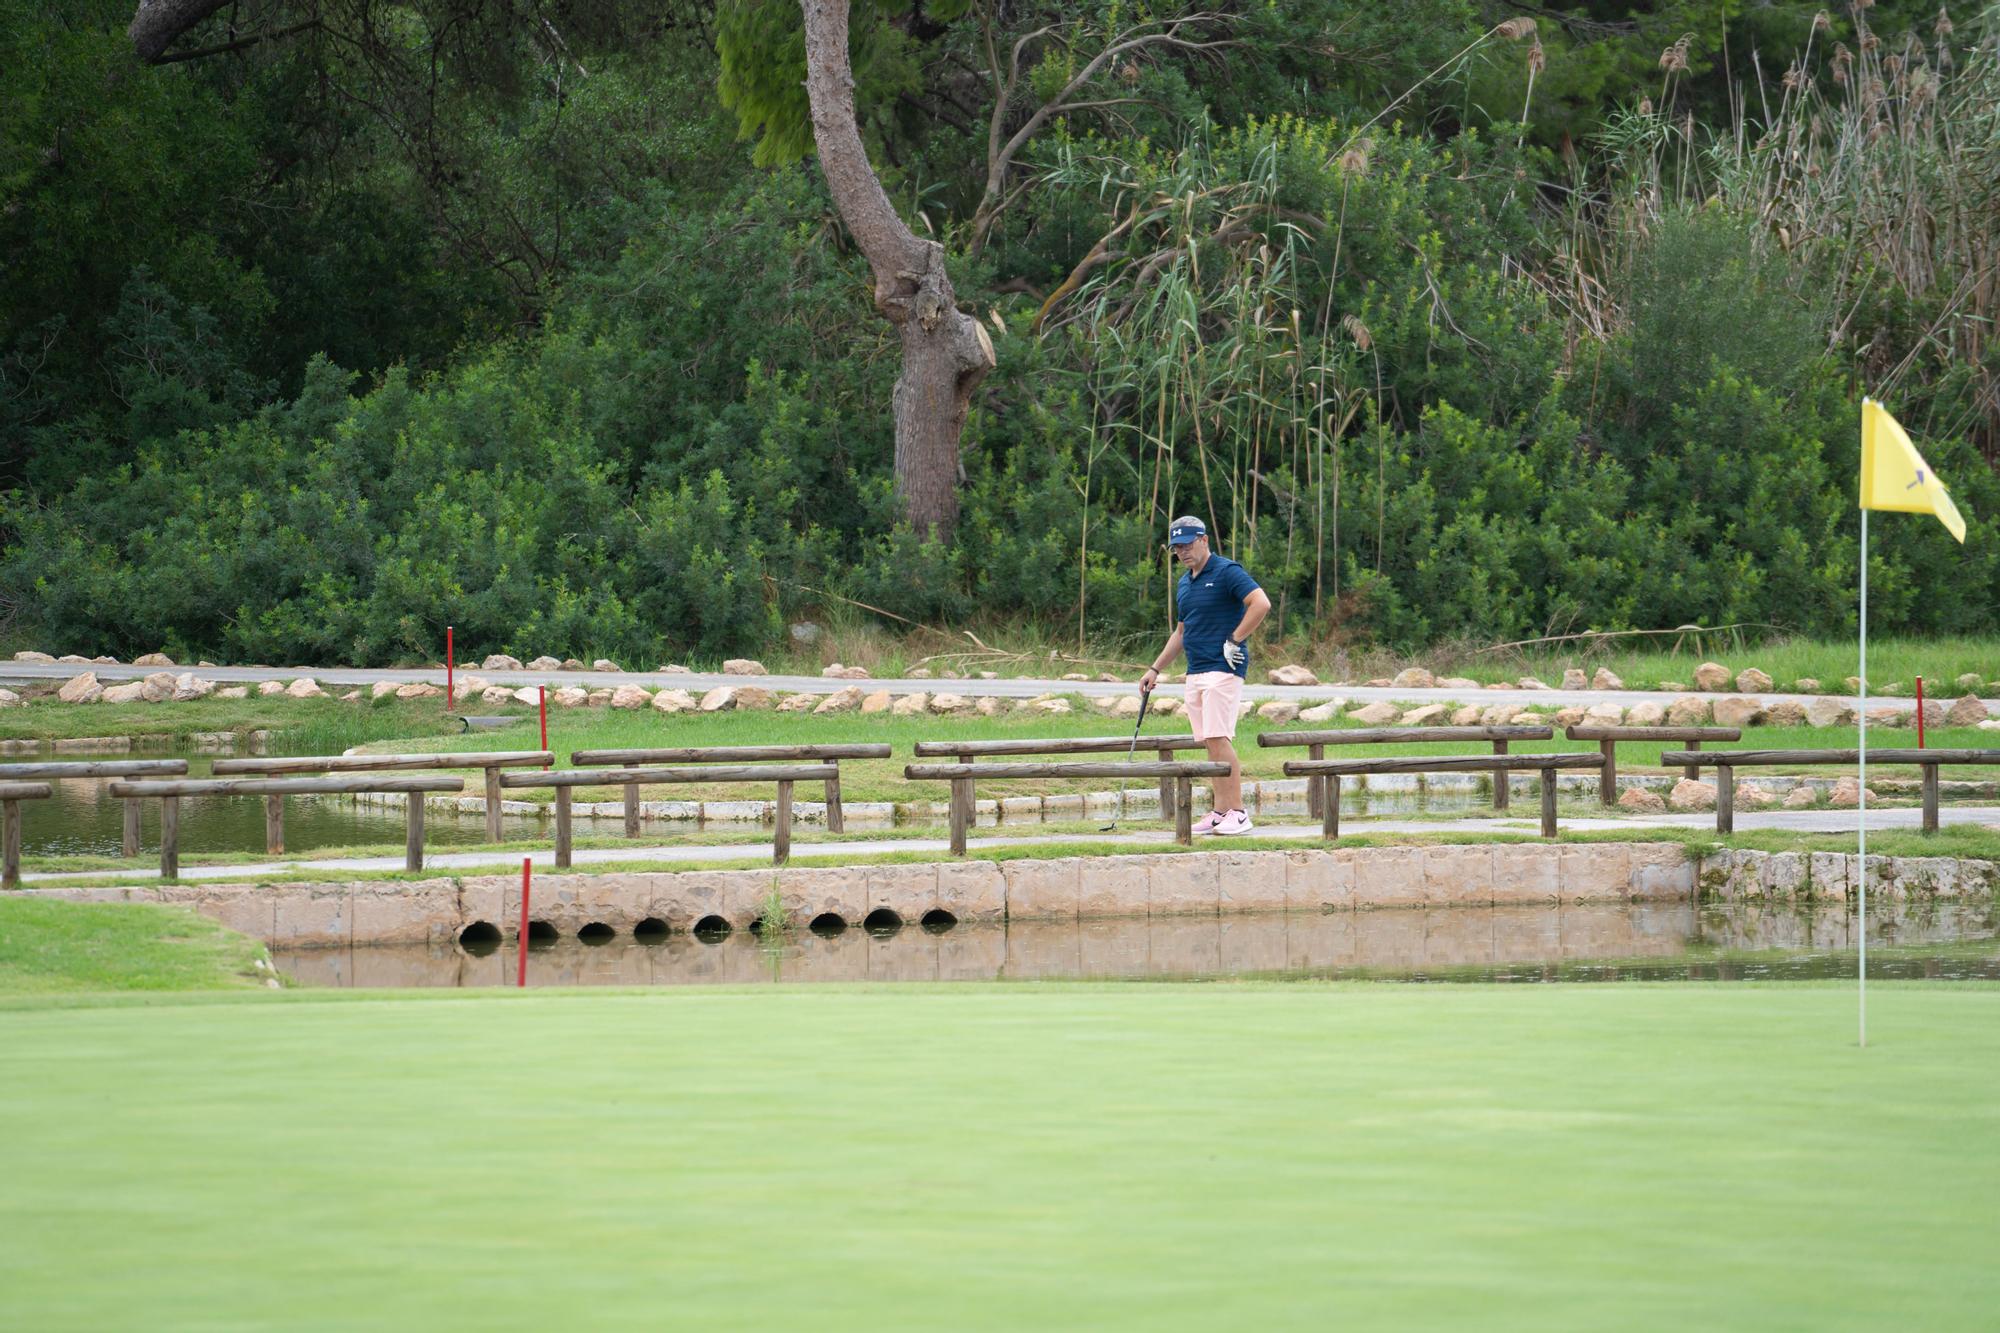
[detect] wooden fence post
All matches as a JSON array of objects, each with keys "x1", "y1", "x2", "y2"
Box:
[
  {"x1": 2, "y1": 799, "x2": 19, "y2": 890},
  {"x1": 1599, "y1": 739, "x2": 1617, "y2": 806},
  {"x1": 1174, "y1": 776, "x2": 1193, "y2": 844},
  {"x1": 123, "y1": 798, "x2": 142, "y2": 858},
  {"x1": 554, "y1": 786, "x2": 573, "y2": 869},
  {"x1": 1922, "y1": 762, "x2": 1940, "y2": 834},
  {"x1": 623, "y1": 781, "x2": 642, "y2": 840},
  {"x1": 1157, "y1": 748, "x2": 1176, "y2": 823},
  {"x1": 1491, "y1": 739, "x2": 1510, "y2": 811},
  {"x1": 160, "y1": 796, "x2": 180, "y2": 880},
  {"x1": 1307, "y1": 743, "x2": 1325, "y2": 818},
  {"x1": 1541, "y1": 767, "x2": 1559, "y2": 838},
  {"x1": 264, "y1": 794, "x2": 284, "y2": 856},
  {"x1": 485, "y1": 768, "x2": 505, "y2": 842},
  {"x1": 948, "y1": 777, "x2": 969, "y2": 857},
  {"x1": 1322, "y1": 775, "x2": 1339, "y2": 840},
  {"x1": 1716, "y1": 765, "x2": 1734, "y2": 835},
  {"x1": 774, "y1": 780, "x2": 792, "y2": 865},
  {"x1": 1683, "y1": 738, "x2": 1702, "y2": 783},
  {"x1": 824, "y1": 768, "x2": 844, "y2": 833},
  {"x1": 405, "y1": 792, "x2": 425, "y2": 871}
]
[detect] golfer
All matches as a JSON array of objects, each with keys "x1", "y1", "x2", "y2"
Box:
[{"x1": 1138, "y1": 516, "x2": 1272, "y2": 835}]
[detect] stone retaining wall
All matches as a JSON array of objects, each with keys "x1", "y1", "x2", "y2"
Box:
[
  {"x1": 30, "y1": 842, "x2": 1698, "y2": 948},
  {"x1": 31, "y1": 846, "x2": 1992, "y2": 950}
]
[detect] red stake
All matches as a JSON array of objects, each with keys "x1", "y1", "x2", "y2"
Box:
[
  {"x1": 517, "y1": 857, "x2": 532, "y2": 988},
  {"x1": 1916, "y1": 674, "x2": 1926, "y2": 748},
  {"x1": 446, "y1": 625, "x2": 455, "y2": 713},
  {"x1": 539, "y1": 686, "x2": 548, "y2": 768}
]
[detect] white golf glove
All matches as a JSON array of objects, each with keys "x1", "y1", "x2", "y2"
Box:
[{"x1": 1222, "y1": 638, "x2": 1247, "y2": 671}]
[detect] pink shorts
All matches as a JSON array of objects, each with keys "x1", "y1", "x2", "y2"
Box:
[{"x1": 1184, "y1": 671, "x2": 1245, "y2": 740}]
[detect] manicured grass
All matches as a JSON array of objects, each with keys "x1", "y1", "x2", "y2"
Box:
[
  {"x1": 1433, "y1": 633, "x2": 1999, "y2": 693},
  {"x1": 0, "y1": 694, "x2": 463, "y2": 748},
  {"x1": 0, "y1": 982, "x2": 1995, "y2": 1328},
  {"x1": 0, "y1": 898, "x2": 270, "y2": 993}
]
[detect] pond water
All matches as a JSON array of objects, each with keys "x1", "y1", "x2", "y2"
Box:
[
  {"x1": 273, "y1": 900, "x2": 2000, "y2": 989},
  {"x1": 12, "y1": 749, "x2": 549, "y2": 857}
]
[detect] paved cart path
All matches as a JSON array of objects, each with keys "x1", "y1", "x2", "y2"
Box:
[{"x1": 20, "y1": 804, "x2": 1998, "y2": 888}]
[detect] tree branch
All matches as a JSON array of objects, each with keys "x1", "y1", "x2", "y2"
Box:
[{"x1": 128, "y1": 0, "x2": 235, "y2": 63}]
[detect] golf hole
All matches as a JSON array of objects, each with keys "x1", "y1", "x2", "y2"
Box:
[
  {"x1": 692, "y1": 915, "x2": 732, "y2": 942},
  {"x1": 809, "y1": 912, "x2": 848, "y2": 936},
  {"x1": 458, "y1": 921, "x2": 501, "y2": 953},
  {"x1": 633, "y1": 917, "x2": 669, "y2": 942},
  {"x1": 920, "y1": 909, "x2": 958, "y2": 933},
  {"x1": 578, "y1": 922, "x2": 616, "y2": 944},
  {"x1": 863, "y1": 908, "x2": 903, "y2": 935}
]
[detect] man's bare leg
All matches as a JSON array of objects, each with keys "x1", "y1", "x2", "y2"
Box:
[{"x1": 1206, "y1": 736, "x2": 1243, "y2": 813}]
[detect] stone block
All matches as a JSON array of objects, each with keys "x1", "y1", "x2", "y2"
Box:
[
  {"x1": 1807, "y1": 852, "x2": 1851, "y2": 901},
  {"x1": 1077, "y1": 855, "x2": 1152, "y2": 918},
  {"x1": 1626, "y1": 843, "x2": 1695, "y2": 901},
  {"x1": 1148, "y1": 853, "x2": 1220, "y2": 916},
  {"x1": 1215, "y1": 850, "x2": 1288, "y2": 913},
  {"x1": 1489, "y1": 843, "x2": 1562, "y2": 904},
  {"x1": 1760, "y1": 851, "x2": 1809, "y2": 901},
  {"x1": 935, "y1": 861, "x2": 1006, "y2": 924},
  {"x1": 1351, "y1": 846, "x2": 1425, "y2": 908},
  {"x1": 348, "y1": 882, "x2": 459, "y2": 945},
  {"x1": 1558, "y1": 843, "x2": 1632, "y2": 903},
  {"x1": 777, "y1": 867, "x2": 867, "y2": 926},
  {"x1": 866, "y1": 863, "x2": 938, "y2": 923},
  {"x1": 1421, "y1": 844, "x2": 1495, "y2": 907},
  {"x1": 1003, "y1": 857, "x2": 1080, "y2": 920},
  {"x1": 1286, "y1": 849, "x2": 1355, "y2": 911}
]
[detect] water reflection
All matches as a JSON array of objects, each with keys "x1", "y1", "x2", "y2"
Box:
[{"x1": 274, "y1": 900, "x2": 2000, "y2": 989}]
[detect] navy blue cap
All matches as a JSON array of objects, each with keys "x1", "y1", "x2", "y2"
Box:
[{"x1": 1168, "y1": 515, "x2": 1207, "y2": 546}]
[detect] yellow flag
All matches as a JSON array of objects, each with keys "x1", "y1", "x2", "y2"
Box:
[{"x1": 1860, "y1": 397, "x2": 1966, "y2": 543}]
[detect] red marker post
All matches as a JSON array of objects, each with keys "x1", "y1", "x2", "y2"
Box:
[
  {"x1": 446, "y1": 625, "x2": 455, "y2": 713},
  {"x1": 517, "y1": 857, "x2": 532, "y2": 988},
  {"x1": 1916, "y1": 674, "x2": 1926, "y2": 748},
  {"x1": 539, "y1": 686, "x2": 549, "y2": 769}
]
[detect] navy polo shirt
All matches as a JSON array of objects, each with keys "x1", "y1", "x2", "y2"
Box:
[{"x1": 1176, "y1": 554, "x2": 1260, "y2": 678}]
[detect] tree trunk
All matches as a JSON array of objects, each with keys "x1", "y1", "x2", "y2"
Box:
[
  {"x1": 129, "y1": 0, "x2": 233, "y2": 62},
  {"x1": 801, "y1": 0, "x2": 994, "y2": 537}
]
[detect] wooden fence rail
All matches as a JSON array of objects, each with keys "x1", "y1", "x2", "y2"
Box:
[
  {"x1": 1563, "y1": 726, "x2": 1742, "y2": 804},
  {"x1": 0, "y1": 759, "x2": 190, "y2": 858},
  {"x1": 1659, "y1": 747, "x2": 2000, "y2": 834},
  {"x1": 903, "y1": 760, "x2": 1231, "y2": 854},
  {"x1": 107, "y1": 775, "x2": 466, "y2": 877},
  {"x1": 1282, "y1": 753, "x2": 1605, "y2": 840},
  {"x1": 569, "y1": 744, "x2": 889, "y2": 834},
  {"x1": 911, "y1": 735, "x2": 1210, "y2": 823},
  {"x1": 0, "y1": 781, "x2": 54, "y2": 889},
  {"x1": 1258, "y1": 726, "x2": 1556, "y2": 816},
  {"x1": 213, "y1": 752, "x2": 553, "y2": 842},
  {"x1": 501, "y1": 765, "x2": 840, "y2": 866}
]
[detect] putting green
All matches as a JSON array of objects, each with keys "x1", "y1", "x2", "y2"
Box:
[{"x1": 2, "y1": 983, "x2": 1995, "y2": 1329}]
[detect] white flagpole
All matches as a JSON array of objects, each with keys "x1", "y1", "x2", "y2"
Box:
[{"x1": 1858, "y1": 505, "x2": 1868, "y2": 1049}]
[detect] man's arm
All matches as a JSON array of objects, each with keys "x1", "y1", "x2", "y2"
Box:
[
  {"x1": 1138, "y1": 624, "x2": 1185, "y2": 694},
  {"x1": 1221, "y1": 588, "x2": 1272, "y2": 670},
  {"x1": 1232, "y1": 588, "x2": 1272, "y2": 643}
]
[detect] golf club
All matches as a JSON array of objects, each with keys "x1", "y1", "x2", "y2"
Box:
[{"x1": 1099, "y1": 685, "x2": 1153, "y2": 832}]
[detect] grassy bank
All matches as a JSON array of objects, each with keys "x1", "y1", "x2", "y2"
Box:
[
  {"x1": 0, "y1": 982, "x2": 1995, "y2": 1327},
  {"x1": 0, "y1": 898, "x2": 270, "y2": 994},
  {"x1": 0, "y1": 694, "x2": 464, "y2": 750}
]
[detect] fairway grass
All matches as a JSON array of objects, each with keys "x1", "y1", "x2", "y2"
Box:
[{"x1": 1, "y1": 983, "x2": 1995, "y2": 1329}]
